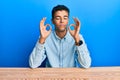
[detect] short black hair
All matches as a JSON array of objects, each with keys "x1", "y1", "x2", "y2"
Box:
[{"x1": 52, "y1": 5, "x2": 70, "y2": 19}]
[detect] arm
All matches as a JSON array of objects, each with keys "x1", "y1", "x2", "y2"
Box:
[
  {"x1": 68, "y1": 17, "x2": 91, "y2": 68},
  {"x1": 76, "y1": 35, "x2": 91, "y2": 68},
  {"x1": 29, "y1": 17, "x2": 52, "y2": 68},
  {"x1": 29, "y1": 40, "x2": 46, "y2": 68}
]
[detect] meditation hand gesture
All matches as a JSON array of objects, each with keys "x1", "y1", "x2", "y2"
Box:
[
  {"x1": 39, "y1": 17, "x2": 52, "y2": 44},
  {"x1": 68, "y1": 17, "x2": 81, "y2": 43}
]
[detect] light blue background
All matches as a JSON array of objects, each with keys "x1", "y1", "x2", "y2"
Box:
[{"x1": 0, "y1": 0, "x2": 120, "y2": 67}]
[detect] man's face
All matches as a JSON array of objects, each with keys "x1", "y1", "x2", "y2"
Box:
[{"x1": 52, "y1": 10, "x2": 69, "y2": 32}]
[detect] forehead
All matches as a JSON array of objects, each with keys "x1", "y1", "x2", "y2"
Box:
[{"x1": 54, "y1": 10, "x2": 68, "y2": 17}]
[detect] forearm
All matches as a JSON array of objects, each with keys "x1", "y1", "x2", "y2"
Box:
[
  {"x1": 76, "y1": 35, "x2": 91, "y2": 68},
  {"x1": 76, "y1": 43, "x2": 91, "y2": 68},
  {"x1": 29, "y1": 41, "x2": 46, "y2": 68}
]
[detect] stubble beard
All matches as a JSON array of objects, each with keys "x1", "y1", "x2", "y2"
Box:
[{"x1": 55, "y1": 27, "x2": 67, "y2": 32}]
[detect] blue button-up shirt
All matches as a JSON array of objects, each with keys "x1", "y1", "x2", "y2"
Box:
[{"x1": 29, "y1": 31, "x2": 91, "y2": 68}]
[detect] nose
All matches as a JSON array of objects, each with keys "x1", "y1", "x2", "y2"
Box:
[{"x1": 60, "y1": 18, "x2": 64, "y2": 23}]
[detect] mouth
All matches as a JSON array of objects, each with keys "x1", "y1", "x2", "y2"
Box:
[{"x1": 59, "y1": 24, "x2": 66, "y2": 27}]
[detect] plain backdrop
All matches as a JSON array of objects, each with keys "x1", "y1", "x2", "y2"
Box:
[{"x1": 0, "y1": 0, "x2": 120, "y2": 67}]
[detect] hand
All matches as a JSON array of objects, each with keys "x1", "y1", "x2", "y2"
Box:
[
  {"x1": 68, "y1": 17, "x2": 81, "y2": 43},
  {"x1": 39, "y1": 17, "x2": 52, "y2": 44}
]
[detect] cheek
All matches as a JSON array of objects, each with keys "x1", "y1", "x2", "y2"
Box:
[
  {"x1": 53, "y1": 20, "x2": 58, "y2": 25},
  {"x1": 54, "y1": 21, "x2": 60, "y2": 25},
  {"x1": 65, "y1": 20, "x2": 68, "y2": 24},
  {"x1": 65, "y1": 19, "x2": 69, "y2": 23},
  {"x1": 54, "y1": 20, "x2": 60, "y2": 25}
]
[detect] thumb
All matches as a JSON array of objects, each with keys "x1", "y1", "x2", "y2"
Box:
[
  {"x1": 47, "y1": 24, "x2": 52, "y2": 33},
  {"x1": 68, "y1": 24, "x2": 74, "y2": 34}
]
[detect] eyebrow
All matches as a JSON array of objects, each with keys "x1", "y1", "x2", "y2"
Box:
[
  {"x1": 55, "y1": 16, "x2": 68, "y2": 18},
  {"x1": 64, "y1": 16, "x2": 68, "y2": 17}
]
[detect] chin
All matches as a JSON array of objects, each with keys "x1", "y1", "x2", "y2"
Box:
[
  {"x1": 55, "y1": 25, "x2": 67, "y2": 32},
  {"x1": 56, "y1": 28, "x2": 66, "y2": 32},
  {"x1": 59, "y1": 28, "x2": 67, "y2": 32}
]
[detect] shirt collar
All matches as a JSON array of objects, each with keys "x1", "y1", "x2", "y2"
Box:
[{"x1": 53, "y1": 30, "x2": 71, "y2": 41}]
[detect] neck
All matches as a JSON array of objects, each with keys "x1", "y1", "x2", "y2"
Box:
[{"x1": 55, "y1": 29, "x2": 67, "y2": 39}]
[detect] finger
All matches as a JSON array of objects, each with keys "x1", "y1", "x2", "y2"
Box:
[
  {"x1": 72, "y1": 17, "x2": 77, "y2": 23},
  {"x1": 76, "y1": 17, "x2": 81, "y2": 30},
  {"x1": 76, "y1": 17, "x2": 81, "y2": 26},
  {"x1": 47, "y1": 24, "x2": 52, "y2": 34},
  {"x1": 48, "y1": 25, "x2": 52, "y2": 32},
  {"x1": 73, "y1": 17, "x2": 78, "y2": 22},
  {"x1": 40, "y1": 17, "x2": 47, "y2": 27},
  {"x1": 68, "y1": 24, "x2": 75, "y2": 32},
  {"x1": 70, "y1": 24, "x2": 76, "y2": 27},
  {"x1": 48, "y1": 24, "x2": 52, "y2": 31},
  {"x1": 68, "y1": 26, "x2": 74, "y2": 36},
  {"x1": 73, "y1": 17, "x2": 81, "y2": 30},
  {"x1": 69, "y1": 24, "x2": 76, "y2": 29},
  {"x1": 73, "y1": 17, "x2": 80, "y2": 26},
  {"x1": 72, "y1": 17, "x2": 78, "y2": 26},
  {"x1": 40, "y1": 17, "x2": 46, "y2": 24},
  {"x1": 68, "y1": 26, "x2": 72, "y2": 33},
  {"x1": 45, "y1": 24, "x2": 52, "y2": 31},
  {"x1": 43, "y1": 17, "x2": 47, "y2": 24},
  {"x1": 74, "y1": 18, "x2": 79, "y2": 24}
]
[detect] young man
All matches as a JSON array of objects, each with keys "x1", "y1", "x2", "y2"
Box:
[{"x1": 29, "y1": 5, "x2": 91, "y2": 68}]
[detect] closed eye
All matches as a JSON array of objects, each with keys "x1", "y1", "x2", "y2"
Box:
[
  {"x1": 55, "y1": 16, "x2": 60, "y2": 20},
  {"x1": 64, "y1": 16, "x2": 68, "y2": 20}
]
